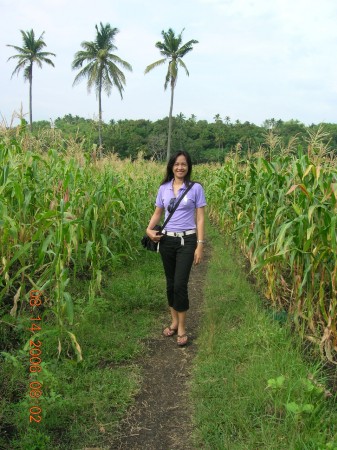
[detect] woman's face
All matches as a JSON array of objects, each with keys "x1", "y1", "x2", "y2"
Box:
[{"x1": 173, "y1": 155, "x2": 188, "y2": 181}]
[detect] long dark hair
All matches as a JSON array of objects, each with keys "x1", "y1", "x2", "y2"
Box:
[{"x1": 161, "y1": 151, "x2": 193, "y2": 185}]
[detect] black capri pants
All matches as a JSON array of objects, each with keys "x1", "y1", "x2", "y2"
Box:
[{"x1": 159, "y1": 234, "x2": 197, "y2": 312}]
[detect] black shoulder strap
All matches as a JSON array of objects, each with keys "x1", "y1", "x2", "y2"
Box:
[{"x1": 161, "y1": 182, "x2": 195, "y2": 230}]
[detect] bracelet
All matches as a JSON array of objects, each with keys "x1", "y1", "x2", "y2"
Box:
[{"x1": 197, "y1": 240, "x2": 205, "y2": 244}]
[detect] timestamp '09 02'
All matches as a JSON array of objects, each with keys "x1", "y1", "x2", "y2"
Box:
[{"x1": 29, "y1": 289, "x2": 43, "y2": 423}]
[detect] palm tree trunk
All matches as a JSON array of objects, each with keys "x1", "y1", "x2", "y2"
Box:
[
  {"x1": 98, "y1": 80, "x2": 103, "y2": 157},
  {"x1": 29, "y1": 65, "x2": 33, "y2": 131},
  {"x1": 167, "y1": 83, "x2": 175, "y2": 161}
]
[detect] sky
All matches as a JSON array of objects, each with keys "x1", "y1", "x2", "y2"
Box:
[{"x1": 1, "y1": 0, "x2": 337, "y2": 127}]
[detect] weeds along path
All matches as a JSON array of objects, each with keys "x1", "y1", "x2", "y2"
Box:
[{"x1": 110, "y1": 245, "x2": 211, "y2": 450}]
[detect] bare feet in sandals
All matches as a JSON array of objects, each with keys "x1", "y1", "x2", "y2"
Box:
[
  {"x1": 163, "y1": 326, "x2": 178, "y2": 337},
  {"x1": 177, "y1": 334, "x2": 188, "y2": 346}
]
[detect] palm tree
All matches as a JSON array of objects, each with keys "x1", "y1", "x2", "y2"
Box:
[
  {"x1": 145, "y1": 28, "x2": 198, "y2": 161},
  {"x1": 213, "y1": 113, "x2": 221, "y2": 122},
  {"x1": 189, "y1": 114, "x2": 197, "y2": 124},
  {"x1": 7, "y1": 29, "x2": 56, "y2": 130},
  {"x1": 72, "y1": 22, "x2": 132, "y2": 150}
]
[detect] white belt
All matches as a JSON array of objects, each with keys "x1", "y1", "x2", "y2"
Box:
[
  {"x1": 161, "y1": 229, "x2": 196, "y2": 248},
  {"x1": 162, "y1": 229, "x2": 196, "y2": 237}
]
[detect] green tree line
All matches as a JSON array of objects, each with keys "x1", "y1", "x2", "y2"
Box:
[{"x1": 32, "y1": 114, "x2": 337, "y2": 163}]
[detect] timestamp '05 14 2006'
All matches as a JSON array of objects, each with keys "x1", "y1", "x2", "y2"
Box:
[{"x1": 29, "y1": 289, "x2": 44, "y2": 424}]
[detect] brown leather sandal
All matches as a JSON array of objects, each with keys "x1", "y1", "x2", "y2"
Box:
[{"x1": 177, "y1": 334, "x2": 188, "y2": 346}]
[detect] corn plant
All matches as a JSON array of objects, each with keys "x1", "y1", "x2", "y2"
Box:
[
  {"x1": 0, "y1": 135, "x2": 162, "y2": 360},
  {"x1": 202, "y1": 136, "x2": 337, "y2": 363}
]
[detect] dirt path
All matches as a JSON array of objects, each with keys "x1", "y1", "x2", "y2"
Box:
[{"x1": 110, "y1": 246, "x2": 210, "y2": 450}]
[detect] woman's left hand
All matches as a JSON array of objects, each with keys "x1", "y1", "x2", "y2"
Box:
[{"x1": 194, "y1": 245, "x2": 203, "y2": 265}]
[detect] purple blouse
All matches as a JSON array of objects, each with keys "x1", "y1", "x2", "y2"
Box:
[{"x1": 155, "y1": 180, "x2": 207, "y2": 232}]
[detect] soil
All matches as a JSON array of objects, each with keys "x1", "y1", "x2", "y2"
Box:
[{"x1": 110, "y1": 245, "x2": 210, "y2": 450}]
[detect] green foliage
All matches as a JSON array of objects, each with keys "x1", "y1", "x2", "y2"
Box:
[
  {"x1": 267, "y1": 375, "x2": 286, "y2": 389},
  {"x1": 25, "y1": 114, "x2": 337, "y2": 163},
  {"x1": 0, "y1": 232, "x2": 165, "y2": 448},
  {"x1": 202, "y1": 129, "x2": 337, "y2": 363},
  {"x1": 2, "y1": 130, "x2": 337, "y2": 448},
  {"x1": 0, "y1": 137, "x2": 162, "y2": 361},
  {"x1": 191, "y1": 227, "x2": 337, "y2": 449}
]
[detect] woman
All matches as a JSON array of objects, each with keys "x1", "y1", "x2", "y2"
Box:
[{"x1": 146, "y1": 151, "x2": 206, "y2": 346}]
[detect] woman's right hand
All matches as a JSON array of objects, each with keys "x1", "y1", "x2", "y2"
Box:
[
  {"x1": 146, "y1": 207, "x2": 164, "y2": 242},
  {"x1": 146, "y1": 229, "x2": 163, "y2": 243}
]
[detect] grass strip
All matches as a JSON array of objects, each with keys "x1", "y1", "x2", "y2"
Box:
[
  {"x1": 190, "y1": 226, "x2": 337, "y2": 450},
  {"x1": 1, "y1": 250, "x2": 166, "y2": 450}
]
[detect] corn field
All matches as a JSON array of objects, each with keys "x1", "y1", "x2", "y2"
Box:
[
  {"x1": 1, "y1": 126, "x2": 337, "y2": 364},
  {"x1": 203, "y1": 129, "x2": 337, "y2": 363},
  {"x1": 0, "y1": 133, "x2": 161, "y2": 359}
]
